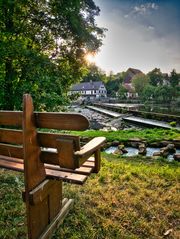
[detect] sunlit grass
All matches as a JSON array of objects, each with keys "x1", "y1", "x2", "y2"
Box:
[
  {"x1": 71, "y1": 128, "x2": 180, "y2": 143},
  {"x1": 0, "y1": 155, "x2": 179, "y2": 239}
]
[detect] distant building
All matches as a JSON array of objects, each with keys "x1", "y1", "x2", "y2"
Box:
[
  {"x1": 69, "y1": 81, "x2": 107, "y2": 100},
  {"x1": 123, "y1": 68, "x2": 143, "y2": 98},
  {"x1": 124, "y1": 68, "x2": 143, "y2": 84}
]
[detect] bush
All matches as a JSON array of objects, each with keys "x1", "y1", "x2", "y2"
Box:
[{"x1": 169, "y1": 121, "x2": 177, "y2": 127}]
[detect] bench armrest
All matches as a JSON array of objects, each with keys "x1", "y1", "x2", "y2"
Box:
[{"x1": 74, "y1": 137, "x2": 106, "y2": 168}]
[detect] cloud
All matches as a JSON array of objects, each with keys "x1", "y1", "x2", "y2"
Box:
[
  {"x1": 132, "y1": 2, "x2": 159, "y2": 15},
  {"x1": 94, "y1": 0, "x2": 180, "y2": 73},
  {"x1": 148, "y1": 25, "x2": 155, "y2": 30}
]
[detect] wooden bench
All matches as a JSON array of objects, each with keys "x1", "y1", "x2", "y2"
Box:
[{"x1": 0, "y1": 94, "x2": 106, "y2": 239}]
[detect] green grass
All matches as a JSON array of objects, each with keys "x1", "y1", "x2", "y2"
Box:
[
  {"x1": 0, "y1": 155, "x2": 179, "y2": 239},
  {"x1": 70, "y1": 128, "x2": 180, "y2": 143}
]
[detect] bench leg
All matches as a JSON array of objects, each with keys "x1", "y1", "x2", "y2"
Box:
[
  {"x1": 94, "y1": 149, "x2": 101, "y2": 173},
  {"x1": 24, "y1": 179, "x2": 73, "y2": 239},
  {"x1": 39, "y1": 198, "x2": 74, "y2": 239}
]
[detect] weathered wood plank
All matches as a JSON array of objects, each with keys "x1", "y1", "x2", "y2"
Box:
[
  {"x1": 35, "y1": 112, "x2": 89, "y2": 131},
  {"x1": 0, "y1": 143, "x2": 23, "y2": 158},
  {"x1": 0, "y1": 156, "x2": 89, "y2": 184},
  {"x1": 0, "y1": 111, "x2": 22, "y2": 127},
  {"x1": 75, "y1": 137, "x2": 106, "y2": 159},
  {"x1": 56, "y1": 138, "x2": 76, "y2": 169},
  {"x1": 46, "y1": 169, "x2": 87, "y2": 185},
  {"x1": 38, "y1": 132, "x2": 80, "y2": 150},
  {"x1": 0, "y1": 129, "x2": 23, "y2": 144},
  {"x1": 0, "y1": 111, "x2": 89, "y2": 131},
  {"x1": 0, "y1": 155, "x2": 94, "y2": 176},
  {"x1": 94, "y1": 149, "x2": 101, "y2": 173},
  {"x1": 23, "y1": 94, "x2": 47, "y2": 239},
  {"x1": 23, "y1": 94, "x2": 46, "y2": 192},
  {"x1": 0, "y1": 158, "x2": 24, "y2": 172},
  {"x1": 74, "y1": 137, "x2": 106, "y2": 167},
  {"x1": 39, "y1": 199, "x2": 74, "y2": 239}
]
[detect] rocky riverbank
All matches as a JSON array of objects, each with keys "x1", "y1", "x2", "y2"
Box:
[{"x1": 70, "y1": 105, "x2": 139, "y2": 130}]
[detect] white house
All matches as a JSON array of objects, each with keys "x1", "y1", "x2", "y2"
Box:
[{"x1": 69, "y1": 81, "x2": 107, "y2": 100}]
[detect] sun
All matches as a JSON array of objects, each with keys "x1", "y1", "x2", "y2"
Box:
[{"x1": 85, "y1": 53, "x2": 96, "y2": 64}]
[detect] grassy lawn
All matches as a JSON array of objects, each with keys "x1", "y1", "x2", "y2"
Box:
[
  {"x1": 0, "y1": 154, "x2": 179, "y2": 239},
  {"x1": 71, "y1": 128, "x2": 180, "y2": 143}
]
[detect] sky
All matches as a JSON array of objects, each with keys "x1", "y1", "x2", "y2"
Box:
[{"x1": 93, "y1": 0, "x2": 180, "y2": 74}]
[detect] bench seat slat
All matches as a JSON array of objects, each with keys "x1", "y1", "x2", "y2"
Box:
[
  {"x1": 0, "y1": 158, "x2": 24, "y2": 172},
  {"x1": 46, "y1": 169, "x2": 87, "y2": 185},
  {"x1": 0, "y1": 157, "x2": 88, "y2": 185},
  {"x1": 0, "y1": 155, "x2": 94, "y2": 176}
]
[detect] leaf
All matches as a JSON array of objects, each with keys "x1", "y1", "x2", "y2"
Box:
[{"x1": 163, "y1": 229, "x2": 173, "y2": 236}]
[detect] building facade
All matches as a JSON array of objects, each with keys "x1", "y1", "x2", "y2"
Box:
[
  {"x1": 69, "y1": 81, "x2": 107, "y2": 100},
  {"x1": 123, "y1": 68, "x2": 143, "y2": 98}
]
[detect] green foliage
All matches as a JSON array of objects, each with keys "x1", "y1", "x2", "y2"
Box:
[
  {"x1": 169, "y1": 121, "x2": 177, "y2": 127},
  {"x1": 132, "y1": 74, "x2": 149, "y2": 97},
  {"x1": 82, "y1": 63, "x2": 106, "y2": 83},
  {"x1": 141, "y1": 84, "x2": 156, "y2": 101},
  {"x1": 118, "y1": 85, "x2": 128, "y2": 99},
  {"x1": 154, "y1": 85, "x2": 174, "y2": 103},
  {"x1": 105, "y1": 72, "x2": 122, "y2": 97},
  {"x1": 147, "y1": 68, "x2": 163, "y2": 86},
  {"x1": 169, "y1": 69, "x2": 179, "y2": 87},
  {"x1": 0, "y1": 0, "x2": 104, "y2": 110}
]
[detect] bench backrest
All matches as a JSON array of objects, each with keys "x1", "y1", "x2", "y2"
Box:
[{"x1": 0, "y1": 95, "x2": 89, "y2": 188}]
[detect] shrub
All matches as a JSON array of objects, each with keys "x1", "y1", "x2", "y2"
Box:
[{"x1": 169, "y1": 121, "x2": 177, "y2": 127}]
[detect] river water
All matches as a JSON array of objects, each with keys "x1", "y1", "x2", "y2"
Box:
[
  {"x1": 105, "y1": 146, "x2": 180, "y2": 161},
  {"x1": 139, "y1": 104, "x2": 180, "y2": 116}
]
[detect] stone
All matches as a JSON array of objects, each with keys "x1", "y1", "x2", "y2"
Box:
[
  {"x1": 172, "y1": 140, "x2": 180, "y2": 148},
  {"x1": 122, "y1": 148, "x2": 128, "y2": 154},
  {"x1": 118, "y1": 144, "x2": 125, "y2": 150},
  {"x1": 166, "y1": 144, "x2": 176, "y2": 153},
  {"x1": 160, "y1": 141, "x2": 171, "y2": 147},
  {"x1": 110, "y1": 127, "x2": 118, "y2": 131},
  {"x1": 174, "y1": 154, "x2": 180, "y2": 162},
  {"x1": 111, "y1": 141, "x2": 120, "y2": 146},
  {"x1": 160, "y1": 150, "x2": 169, "y2": 157},
  {"x1": 113, "y1": 149, "x2": 123, "y2": 155},
  {"x1": 139, "y1": 143, "x2": 146, "y2": 148},
  {"x1": 153, "y1": 151, "x2": 161, "y2": 157},
  {"x1": 130, "y1": 142, "x2": 139, "y2": 148},
  {"x1": 148, "y1": 142, "x2": 161, "y2": 147},
  {"x1": 138, "y1": 143, "x2": 147, "y2": 155},
  {"x1": 159, "y1": 146, "x2": 169, "y2": 157}
]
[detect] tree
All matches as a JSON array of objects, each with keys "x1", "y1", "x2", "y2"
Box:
[
  {"x1": 132, "y1": 74, "x2": 149, "y2": 97},
  {"x1": 82, "y1": 63, "x2": 106, "y2": 82},
  {"x1": 142, "y1": 84, "x2": 156, "y2": 101},
  {"x1": 147, "y1": 68, "x2": 163, "y2": 86},
  {"x1": 118, "y1": 85, "x2": 128, "y2": 99},
  {"x1": 154, "y1": 85, "x2": 174, "y2": 103},
  {"x1": 169, "y1": 69, "x2": 179, "y2": 87},
  {"x1": 0, "y1": 0, "x2": 104, "y2": 110}
]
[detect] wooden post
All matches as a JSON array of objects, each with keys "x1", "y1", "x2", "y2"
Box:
[
  {"x1": 23, "y1": 94, "x2": 63, "y2": 239},
  {"x1": 94, "y1": 149, "x2": 101, "y2": 173}
]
